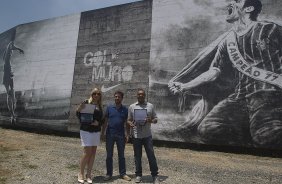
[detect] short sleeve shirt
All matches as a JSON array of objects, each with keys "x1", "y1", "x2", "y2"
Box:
[
  {"x1": 128, "y1": 101, "x2": 157, "y2": 138},
  {"x1": 105, "y1": 104, "x2": 128, "y2": 136}
]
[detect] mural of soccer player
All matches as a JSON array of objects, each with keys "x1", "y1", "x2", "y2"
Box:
[
  {"x1": 169, "y1": 0, "x2": 282, "y2": 148},
  {"x1": 2, "y1": 40, "x2": 24, "y2": 124}
]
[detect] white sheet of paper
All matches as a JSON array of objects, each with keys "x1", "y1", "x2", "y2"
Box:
[{"x1": 80, "y1": 104, "x2": 96, "y2": 114}]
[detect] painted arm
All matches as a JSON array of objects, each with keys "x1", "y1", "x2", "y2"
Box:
[{"x1": 169, "y1": 67, "x2": 221, "y2": 94}]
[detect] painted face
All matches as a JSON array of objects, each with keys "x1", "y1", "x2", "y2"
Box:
[
  {"x1": 137, "y1": 90, "x2": 146, "y2": 104},
  {"x1": 114, "y1": 93, "x2": 123, "y2": 105},
  {"x1": 226, "y1": 0, "x2": 245, "y2": 23}
]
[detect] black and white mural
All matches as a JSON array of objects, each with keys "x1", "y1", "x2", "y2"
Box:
[
  {"x1": 0, "y1": 28, "x2": 20, "y2": 124},
  {"x1": 149, "y1": 0, "x2": 282, "y2": 149},
  {"x1": 1, "y1": 0, "x2": 282, "y2": 149},
  {"x1": 0, "y1": 14, "x2": 80, "y2": 130}
]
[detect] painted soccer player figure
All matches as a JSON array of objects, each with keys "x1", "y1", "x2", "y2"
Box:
[
  {"x1": 169, "y1": 0, "x2": 282, "y2": 148},
  {"x1": 2, "y1": 41, "x2": 24, "y2": 124}
]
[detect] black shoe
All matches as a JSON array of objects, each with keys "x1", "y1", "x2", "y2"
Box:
[{"x1": 104, "y1": 175, "x2": 112, "y2": 181}]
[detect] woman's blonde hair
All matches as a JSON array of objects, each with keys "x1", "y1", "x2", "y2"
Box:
[{"x1": 88, "y1": 87, "x2": 103, "y2": 110}]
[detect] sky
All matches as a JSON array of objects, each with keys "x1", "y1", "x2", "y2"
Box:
[{"x1": 0, "y1": 0, "x2": 141, "y2": 33}]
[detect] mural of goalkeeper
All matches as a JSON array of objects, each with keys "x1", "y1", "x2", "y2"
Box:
[
  {"x1": 2, "y1": 41, "x2": 24, "y2": 124},
  {"x1": 169, "y1": 0, "x2": 282, "y2": 148}
]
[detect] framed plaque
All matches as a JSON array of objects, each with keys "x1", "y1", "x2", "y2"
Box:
[
  {"x1": 80, "y1": 104, "x2": 96, "y2": 124},
  {"x1": 80, "y1": 113, "x2": 94, "y2": 124},
  {"x1": 134, "y1": 109, "x2": 147, "y2": 126}
]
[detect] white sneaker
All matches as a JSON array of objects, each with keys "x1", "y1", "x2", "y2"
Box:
[
  {"x1": 135, "y1": 176, "x2": 142, "y2": 183},
  {"x1": 86, "y1": 177, "x2": 92, "y2": 184},
  {"x1": 77, "y1": 174, "x2": 84, "y2": 183},
  {"x1": 153, "y1": 176, "x2": 160, "y2": 184}
]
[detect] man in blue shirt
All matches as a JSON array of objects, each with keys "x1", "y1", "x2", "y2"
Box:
[{"x1": 102, "y1": 91, "x2": 131, "y2": 181}]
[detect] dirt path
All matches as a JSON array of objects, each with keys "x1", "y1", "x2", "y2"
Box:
[{"x1": 1, "y1": 127, "x2": 282, "y2": 184}]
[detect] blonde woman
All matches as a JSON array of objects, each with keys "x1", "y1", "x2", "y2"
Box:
[{"x1": 76, "y1": 88, "x2": 103, "y2": 184}]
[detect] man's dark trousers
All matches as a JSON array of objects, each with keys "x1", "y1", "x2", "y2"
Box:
[{"x1": 106, "y1": 133, "x2": 126, "y2": 176}]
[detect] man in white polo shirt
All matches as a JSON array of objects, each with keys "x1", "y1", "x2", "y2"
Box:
[{"x1": 127, "y1": 88, "x2": 160, "y2": 183}]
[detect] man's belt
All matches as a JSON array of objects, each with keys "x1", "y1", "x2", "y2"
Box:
[{"x1": 226, "y1": 31, "x2": 282, "y2": 88}]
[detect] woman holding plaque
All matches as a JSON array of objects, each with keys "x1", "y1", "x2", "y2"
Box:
[{"x1": 76, "y1": 87, "x2": 103, "y2": 184}]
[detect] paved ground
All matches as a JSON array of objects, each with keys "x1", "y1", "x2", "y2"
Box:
[{"x1": 0, "y1": 126, "x2": 282, "y2": 184}]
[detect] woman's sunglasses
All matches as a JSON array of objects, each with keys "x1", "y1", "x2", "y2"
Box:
[{"x1": 92, "y1": 92, "x2": 101, "y2": 96}]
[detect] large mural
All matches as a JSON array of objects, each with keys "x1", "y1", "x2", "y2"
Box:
[
  {"x1": 0, "y1": 14, "x2": 80, "y2": 130},
  {"x1": 149, "y1": 0, "x2": 282, "y2": 149},
  {"x1": 1, "y1": 0, "x2": 282, "y2": 149}
]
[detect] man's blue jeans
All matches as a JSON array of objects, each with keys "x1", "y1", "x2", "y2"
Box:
[
  {"x1": 133, "y1": 136, "x2": 158, "y2": 177},
  {"x1": 106, "y1": 134, "x2": 126, "y2": 176}
]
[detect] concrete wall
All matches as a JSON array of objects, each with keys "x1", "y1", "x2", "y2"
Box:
[
  {"x1": 1, "y1": 0, "x2": 282, "y2": 150},
  {"x1": 68, "y1": 1, "x2": 152, "y2": 131}
]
